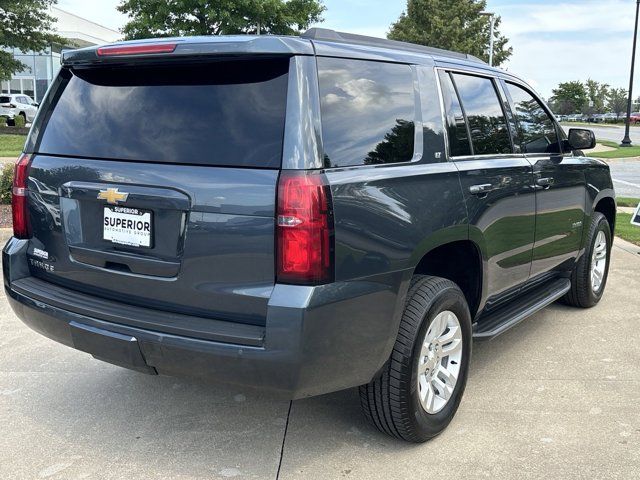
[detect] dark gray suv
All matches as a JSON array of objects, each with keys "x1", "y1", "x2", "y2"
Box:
[{"x1": 4, "y1": 29, "x2": 616, "y2": 442}]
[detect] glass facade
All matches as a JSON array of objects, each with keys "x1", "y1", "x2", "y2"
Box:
[{"x1": 1, "y1": 46, "x2": 62, "y2": 102}]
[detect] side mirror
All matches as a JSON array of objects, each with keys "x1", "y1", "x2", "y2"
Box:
[
  {"x1": 567, "y1": 128, "x2": 596, "y2": 150},
  {"x1": 31, "y1": 102, "x2": 39, "y2": 107}
]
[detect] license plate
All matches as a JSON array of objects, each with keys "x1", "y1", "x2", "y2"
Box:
[{"x1": 103, "y1": 206, "x2": 153, "y2": 248}]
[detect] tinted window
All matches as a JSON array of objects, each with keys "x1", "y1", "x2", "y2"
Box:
[
  {"x1": 506, "y1": 82, "x2": 560, "y2": 154},
  {"x1": 438, "y1": 71, "x2": 472, "y2": 157},
  {"x1": 318, "y1": 57, "x2": 415, "y2": 167},
  {"x1": 451, "y1": 73, "x2": 512, "y2": 155},
  {"x1": 37, "y1": 59, "x2": 289, "y2": 167},
  {"x1": 0, "y1": 96, "x2": 10, "y2": 103}
]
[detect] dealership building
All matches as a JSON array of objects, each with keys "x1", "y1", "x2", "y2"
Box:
[{"x1": 1, "y1": 7, "x2": 120, "y2": 102}]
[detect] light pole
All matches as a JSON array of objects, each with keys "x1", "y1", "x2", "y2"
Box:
[
  {"x1": 480, "y1": 11, "x2": 495, "y2": 66},
  {"x1": 622, "y1": 0, "x2": 640, "y2": 147}
]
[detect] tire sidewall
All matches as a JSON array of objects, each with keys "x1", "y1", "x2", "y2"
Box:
[
  {"x1": 409, "y1": 286, "x2": 472, "y2": 438},
  {"x1": 586, "y1": 216, "x2": 612, "y2": 305}
]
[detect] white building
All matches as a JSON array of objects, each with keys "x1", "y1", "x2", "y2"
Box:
[{"x1": 1, "y1": 7, "x2": 121, "y2": 102}]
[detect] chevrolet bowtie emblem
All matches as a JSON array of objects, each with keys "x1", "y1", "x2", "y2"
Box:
[{"x1": 97, "y1": 188, "x2": 129, "y2": 205}]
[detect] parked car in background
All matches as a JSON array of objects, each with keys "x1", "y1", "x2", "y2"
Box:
[
  {"x1": 630, "y1": 112, "x2": 640, "y2": 123},
  {"x1": 0, "y1": 94, "x2": 38, "y2": 126},
  {"x1": 3, "y1": 30, "x2": 616, "y2": 443},
  {"x1": 566, "y1": 113, "x2": 583, "y2": 122},
  {"x1": 602, "y1": 113, "x2": 618, "y2": 122}
]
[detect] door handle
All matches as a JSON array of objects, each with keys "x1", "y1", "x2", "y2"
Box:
[
  {"x1": 469, "y1": 184, "x2": 496, "y2": 195},
  {"x1": 536, "y1": 177, "x2": 554, "y2": 189}
]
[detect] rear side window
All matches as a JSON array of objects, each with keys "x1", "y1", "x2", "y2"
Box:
[
  {"x1": 36, "y1": 59, "x2": 290, "y2": 168},
  {"x1": 0, "y1": 96, "x2": 10, "y2": 103},
  {"x1": 317, "y1": 57, "x2": 416, "y2": 167},
  {"x1": 438, "y1": 71, "x2": 472, "y2": 157},
  {"x1": 451, "y1": 73, "x2": 512, "y2": 155},
  {"x1": 505, "y1": 82, "x2": 561, "y2": 154}
]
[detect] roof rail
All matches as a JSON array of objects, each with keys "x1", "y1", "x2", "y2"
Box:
[{"x1": 301, "y1": 28, "x2": 486, "y2": 64}]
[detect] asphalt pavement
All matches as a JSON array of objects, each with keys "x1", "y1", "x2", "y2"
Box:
[
  {"x1": 561, "y1": 124, "x2": 640, "y2": 197},
  {"x1": 1, "y1": 227, "x2": 639, "y2": 479}
]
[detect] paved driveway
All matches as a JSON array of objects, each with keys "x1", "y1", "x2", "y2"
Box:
[
  {"x1": 609, "y1": 159, "x2": 640, "y2": 198},
  {"x1": 1, "y1": 237, "x2": 639, "y2": 479}
]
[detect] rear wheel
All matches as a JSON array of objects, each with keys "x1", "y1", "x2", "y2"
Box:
[
  {"x1": 563, "y1": 212, "x2": 611, "y2": 308},
  {"x1": 360, "y1": 275, "x2": 472, "y2": 442}
]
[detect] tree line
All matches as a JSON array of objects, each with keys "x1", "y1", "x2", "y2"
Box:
[{"x1": 549, "y1": 80, "x2": 631, "y2": 118}]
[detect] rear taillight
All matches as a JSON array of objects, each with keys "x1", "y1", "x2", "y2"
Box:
[
  {"x1": 276, "y1": 171, "x2": 333, "y2": 285},
  {"x1": 97, "y1": 43, "x2": 177, "y2": 56},
  {"x1": 12, "y1": 153, "x2": 32, "y2": 239}
]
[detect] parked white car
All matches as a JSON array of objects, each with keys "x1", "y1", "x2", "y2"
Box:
[{"x1": 0, "y1": 94, "x2": 38, "y2": 125}]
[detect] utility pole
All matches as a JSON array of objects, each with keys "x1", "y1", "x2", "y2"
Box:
[
  {"x1": 480, "y1": 11, "x2": 495, "y2": 66},
  {"x1": 622, "y1": 0, "x2": 640, "y2": 146}
]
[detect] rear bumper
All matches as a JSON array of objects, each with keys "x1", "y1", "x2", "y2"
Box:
[{"x1": 4, "y1": 238, "x2": 410, "y2": 399}]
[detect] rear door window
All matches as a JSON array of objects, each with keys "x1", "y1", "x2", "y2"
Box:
[
  {"x1": 505, "y1": 82, "x2": 561, "y2": 154},
  {"x1": 451, "y1": 73, "x2": 512, "y2": 155},
  {"x1": 36, "y1": 59, "x2": 290, "y2": 168},
  {"x1": 317, "y1": 57, "x2": 416, "y2": 167},
  {"x1": 438, "y1": 71, "x2": 472, "y2": 157}
]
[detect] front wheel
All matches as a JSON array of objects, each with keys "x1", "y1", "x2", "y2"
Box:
[
  {"x1": 360, "y1": 275, "x2": 472, "y2": 442},
  {"x1": 563, "y1": 212, "x2": 612, "y2": 308}
]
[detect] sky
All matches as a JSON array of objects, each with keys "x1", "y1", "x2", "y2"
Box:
[{"x1": 57, "y1": 0, "x2": 639, "y2": 99}]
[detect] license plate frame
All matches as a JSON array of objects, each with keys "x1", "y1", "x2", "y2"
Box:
[{"x1": 103, "y1": 205, "x2": 154, "y2": 249}]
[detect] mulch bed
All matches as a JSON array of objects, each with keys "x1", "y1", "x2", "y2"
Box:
[
  {"x1": 0, "y1": 126, "x2": 30, "y2": 135},
  {"x1": 0, "y1": 204, "x2": 11, "y2": 228}
]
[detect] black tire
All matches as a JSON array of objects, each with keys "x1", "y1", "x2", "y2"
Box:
[
  {"x1": 6, "y1": 118, "x2": 15, "y2": 127},
  {"x1": 563, "y1": 212, "x2": 612, "y2": 308},
  {"x1": 359, "y1": 275, "x2": 472, "y2": 442}
]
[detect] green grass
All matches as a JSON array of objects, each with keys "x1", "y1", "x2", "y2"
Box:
[
  {"x1": 617, "y1": 197, "x2": 640, "y2": 208},
  {"x1": 590, "y1": 140, "x2": 640, "y2": 159},
  {"x1": 0, "y1": 134, "x2": 26, "y2": 158},
  {"x1": 616, "y1": 212, "x2": 640, "y2": 246}
]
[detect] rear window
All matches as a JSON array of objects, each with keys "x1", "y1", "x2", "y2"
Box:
[
  {"x1": 0, "y1": 96, "x2": 10, "y2": 103},
  {"x1": 36, "y1": 59, "x2": 290, "y2": 168},
  {"x1": 317, "y1": 57, "x2": 416, "y2": 167}
]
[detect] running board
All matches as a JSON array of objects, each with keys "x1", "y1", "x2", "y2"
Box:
[{"x1": 473, "y1": 278, "x2": 571, "y2": 340}]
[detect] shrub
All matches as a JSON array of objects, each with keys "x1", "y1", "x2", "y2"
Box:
[
  {"x1": 13, "y1": 114, "x2": 26, "y2": 128},
  {"x1": 0, "y1": 163, "x2": 13, "y2": 205}
]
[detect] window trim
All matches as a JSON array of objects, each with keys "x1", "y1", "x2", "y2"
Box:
[
  {"x1": 501, "y1": 79, "x2": 563, "y2": 157},
  {"x1": 315, "y1": 56, "x2": 423, "y2": 171}
]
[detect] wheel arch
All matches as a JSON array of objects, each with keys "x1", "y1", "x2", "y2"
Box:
[
  {"x1": 412, "y1": 239, "x2": 483, "y2": 318},
  {"x1": 593, "y1": 195, "x2": 616, "y2": 236}
]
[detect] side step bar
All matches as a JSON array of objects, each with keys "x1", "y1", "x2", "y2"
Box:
[{"x1": 473, "y1": 278, "x2": 571, "y2": 340}]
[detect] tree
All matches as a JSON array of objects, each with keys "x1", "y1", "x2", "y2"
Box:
[
  {"x1": 118, "y1": 0, "x2": 325, "y2": 39},
  {"x1": 549, "y1": 81, "x2": 588, "y2": 116},
  {"x1": 364, "y1": 120, "x2": 414, "y2": 165},
  {"x1": 607, "y1": 88, "x2": 628, "y2": 119},
  {"x1": 583, "y1": 79, "x2": 609, "y2": 116},
  {"x1": 388, "y1": 0, "x2": 512, "y2": 67},
  {"x1": 0, "y1": 0, "x2": 64, "y2": 81}
]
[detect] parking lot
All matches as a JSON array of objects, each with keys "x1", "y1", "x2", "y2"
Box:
[{"x1": 1, "y1": 232, "x2": 639, "y2": 480}]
